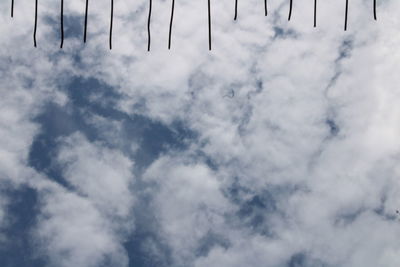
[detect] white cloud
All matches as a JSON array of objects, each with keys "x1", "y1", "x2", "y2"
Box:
[
  {"x1": 1, "y1": 0, "x2": 400, "y2": 266},
  {"x1": 57, "y1": 132, "x2": 135, "y2": 219},
  {"x1": 144, "y1": 155, "x2": 234, "y2": 265},
  {"x1": 35, "y1": 187, "x2": 129, "y2": 267}
]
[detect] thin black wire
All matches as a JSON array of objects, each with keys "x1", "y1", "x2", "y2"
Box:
[
  {"x1": 208, "y1": 0, "x2": 211, "y2": 50},
  {"x1": 314, "y1": 0, "x2": 317, "y2": 27},
  {"x1": 373, "y1": 0, "x2": 376, "y2": 20},
  {"x1": 264, "y1": 0, "x2": 267, "y2": 16},
  {"x1": 147, "y1": 0, "x2": 152, "y2": 51},
  {"x1": 84, "y1": 0, "x2": 89, "y2": 43},
  {"x1": 168, "y1": 0, "x2": 175, "y2": 49},
  {"x1": 288, "y1": 0, "x2": 293, "y2": 21},
  {"x1": 344, "y1": 0, "x2": 348, "y2": 31},
  {"x1": 34, "y1": 0, "x2": 38, "y2": 47},
  {"x1": 11, "y1": 0, "x2": 14, "y2": 18},
  {"x1": 234, "y1": 0, "x2": 237, "y2": 20},
  {"x1": 109, "y1": 0, "x2": 113, "y2": 50},
  {"x1": 60, "y1": 0, "x2": 64, "y2": 48}
]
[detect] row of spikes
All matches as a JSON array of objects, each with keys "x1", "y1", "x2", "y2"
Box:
[{"x1": 10, "y1": 0, "x2": 377, "y2": 51}]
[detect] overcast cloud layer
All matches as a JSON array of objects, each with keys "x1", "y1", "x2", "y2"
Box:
[{"x1": 1, "y1": 0, "x2": 400, "y2": 266}]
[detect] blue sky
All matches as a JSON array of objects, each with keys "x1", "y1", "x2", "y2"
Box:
[{"x1": 1, "y1": 0, "x2": 400, "y2": 267}]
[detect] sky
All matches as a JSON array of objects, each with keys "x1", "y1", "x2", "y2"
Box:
[{"x1": 1, "y1": 0, "x2": 400, "y2": 266}]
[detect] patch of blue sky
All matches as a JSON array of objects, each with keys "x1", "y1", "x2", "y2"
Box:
[
  {"x1": 287, "y1": 252, "x2": 329, "y2": 267},
  {"x1": 29, "y1": 76, "x2": 195, "y2": 184},
  {"x1": 24, "y1": 75, "x2": 196, "y2": 266},
  {"x1": 0, "y1": 186, "x2": 46, "y2": 267}
]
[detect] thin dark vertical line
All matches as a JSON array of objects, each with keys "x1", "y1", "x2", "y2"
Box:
[
  {"x1": 288, "y1": 0, "x2": 293, "y2": 21},
  {"x1": 264, "y1": 0, "x2": 267, "y2": 16},
  {"x1": 11, "y1": 0, "x2": 14, "y2": 18},
  {"x1": 84, "y1": 0, "x2": 89, "y2": 43},
  {"x1": 373, "y1": 0, "x2": 377, "y2": 20},
  {"x1": 168, "y1": 0, "x2": 175, "y2": 49},
  {"x1": 34, "y1": 0, "x2": 38, "y2": 47},
  {"x1": 109, "y1": 0, "x2": 113, "y2": 50},
  {"x1": 314, "y1": 0, "x2": 317, "y2": 27},
  {"x1": 60, "y1": 0, "x2": 64, "y2": 48},
  {"x1": 344, "y1": 0, "x2": 348, "y2": 31},
  {"x1": 147, "y1": 0, "x2": 152, "y2": 51},
  {"x1": 208, "y1": 0, "x2": 211, "y2": 50},
  {"x1": 234, "y1": 0, "x2": 237, "y2": 20}
]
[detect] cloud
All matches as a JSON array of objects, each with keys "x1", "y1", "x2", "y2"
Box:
[
  {"x1": 143, "y1": 155, "x2": 234, "y2": 265},
  {"x1": 1, "y1": 0, "x2": 400, "y2": 266},
  {"x1": 35, "y1": 187, "x2": 129, "y2": 267},
  {"x1": 57, "y1": 133, "x2": 135, "y2": 218},
  {"x1": 31, "y1": 133, "x2": 135, "y2": 266}
]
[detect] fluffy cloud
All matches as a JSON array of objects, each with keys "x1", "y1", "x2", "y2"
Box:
[
  {"x1": 1, "y1": 0, "x2": 400, "y2": 266},
  {"x1": 35, "y1": 187, "x2": 130, "y2": 267},
  {"x1": 57, "y1": 133, "x2": 135, "y2": 218},
  {"x1": 34, "y1": 133, "x2": 135, "y2": 267},
  {"x1": 143, "y1": 155, "x2": 234, "y2": 265}
]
